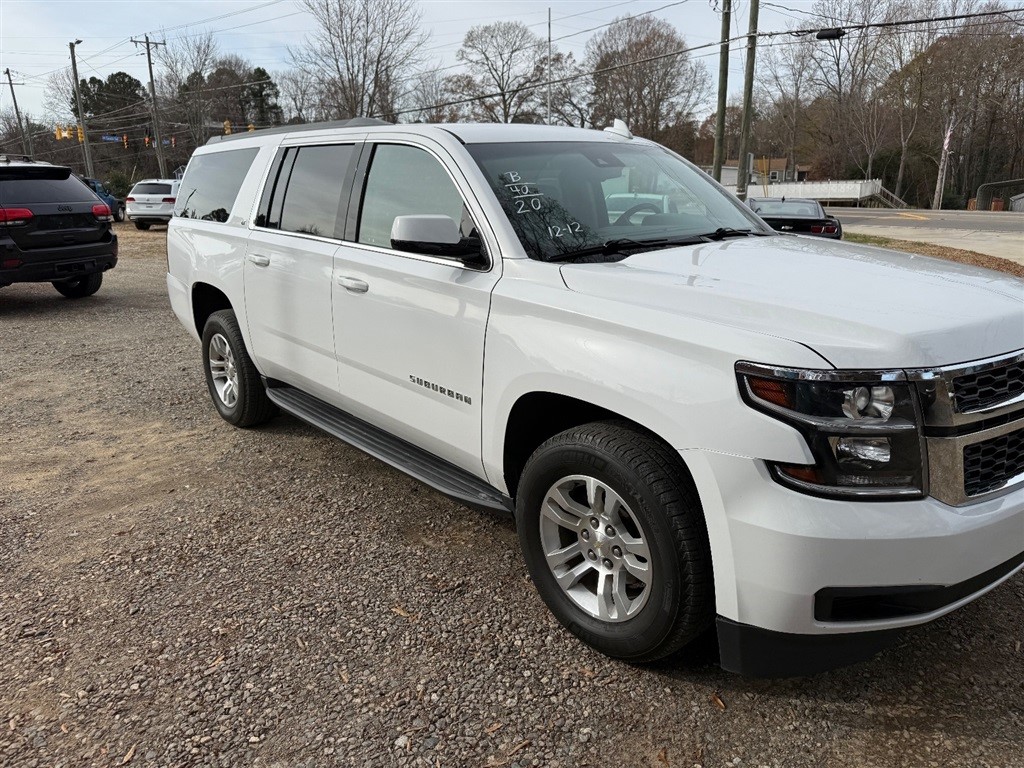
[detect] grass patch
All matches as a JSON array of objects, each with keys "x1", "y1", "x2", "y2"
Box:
[{"x1": 844, "y1": 232, "x2": 1024, "y2": 279}]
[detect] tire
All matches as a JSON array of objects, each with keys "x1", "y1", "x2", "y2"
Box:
[
  {"x1": 516, "y1": 421, "x2": 714, "y2": 663},
  {"x1": 134, "y1": 221, "x2": 150, "y2": 230},
  {"x1": 201, "y1": 309, "x2": 276, "y2": 428},
  {"x1": 52, "y1": 272, "x2": 102, "y2": 299},
  {"x1": 115, "y1": 205, "x2": 125, "y2": 222}
]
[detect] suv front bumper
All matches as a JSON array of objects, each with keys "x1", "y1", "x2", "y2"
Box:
[{"x1": 686, "y1": 450, "x2": 1024, "y2": 676}]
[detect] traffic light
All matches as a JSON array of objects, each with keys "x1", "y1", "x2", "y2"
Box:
[
  {"x1": 145, "y1": 135, "x2": 150, "y2": 147},
  {"x1": 76, "y1": 124, "x2": 84, "y2": 143},
  {"x1": 247, "y1": 123, "x2": 255, "y2": 132},
  {"x1": 123, "y1": 134, "x2": 129, "y2": 149},
  {"x1": 223, "y1": 120, "x2": 232, "y2": 135},
  {"x1": 171, "y1": 136, "x2": 176, "y2": 148},
  {"x1": 55, "y1": 124, "x2": 62, "y2": 141}
]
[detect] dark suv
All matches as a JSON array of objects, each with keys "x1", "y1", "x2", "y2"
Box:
[{"x1": 0, "y1": 157, "x2": 118, "y2": 298}]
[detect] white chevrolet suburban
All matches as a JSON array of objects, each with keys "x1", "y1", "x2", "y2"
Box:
[{"x1": 166, "y1": 119, "x2": 1024, "y2": 676}]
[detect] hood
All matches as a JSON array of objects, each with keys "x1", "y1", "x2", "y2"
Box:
[{"x1": 559, "y1": 235, "x2": 1024, "y2": 369}]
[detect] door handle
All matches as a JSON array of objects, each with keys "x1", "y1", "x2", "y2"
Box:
[
  {"x1": 247, "y1": 254, "x2": 271, "y2": 267},
  {"x1": 337, "y1": 276, "x2": 369, "y2": 293}
]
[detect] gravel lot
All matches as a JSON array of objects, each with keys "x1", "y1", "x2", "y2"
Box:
[{"x1": 2, "y1": 223, "x2": 1022, "y2": 768}]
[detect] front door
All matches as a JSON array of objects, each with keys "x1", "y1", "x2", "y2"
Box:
[{"x1": 330, "y1": 140, "x2": 501, "y2": 475}]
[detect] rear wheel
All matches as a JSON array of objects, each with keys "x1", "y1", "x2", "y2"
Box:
[
  {"x1": 52, "y1": 272, "x2": 102, "y2": 299},
  {"x1": 516, "y1": 421, "x2": 714, "y2": 663},
  {"x1": 134, "y1": 221, "x2": 150, "y2": 230},
  {"x1": 201, "y1": 310, "x2": 276, "y2": 428},
  {"x1": 115, "y1": 205, "x2": 125, "y2": 222}
]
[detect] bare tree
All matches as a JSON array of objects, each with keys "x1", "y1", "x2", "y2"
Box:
[
  {"x1": 404, "y1": 67, "x2": 468, "y2": 123},
  {"x1": 454, "y1": 21, "x2": 547, "y2": 123},
  {"x1": 585, "y1": 15, "x2": 710, "y2": 140},
  {"x1": 757, "y1": 35, "x2": 815, "y2": 179},
  {"x1": 290, "y1": 0, "x2": 428, "y2": 121},
  {"x1": 806, "y1": 0, "x2": 891, "y2": 176},
  {"x1": 548, "y1": 52, "x2": 592, "y2": 127},
  {"x1": 157, "y1": 31, "x2": 219, "y2": 147},
  {"x1": 277, "y1": 69, "x2": 319, "y2": 123}
]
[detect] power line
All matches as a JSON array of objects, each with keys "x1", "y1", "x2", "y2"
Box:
[
  {"x1": 388, "y1": 0, "x2": 693, "y2": 96},
  {"x1": 391, "y1": 7, "x2": 1024, "y2": 120}
]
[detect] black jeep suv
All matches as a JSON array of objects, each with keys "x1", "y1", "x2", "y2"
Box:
[{"x1": 0, "y1": 157, "x2": 118, "y2": 298}]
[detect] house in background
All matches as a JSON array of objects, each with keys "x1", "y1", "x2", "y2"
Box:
[{"x1": 704, "y1": 158, "x2": 812, "y2": 187}]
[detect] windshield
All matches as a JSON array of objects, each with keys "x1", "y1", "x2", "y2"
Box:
[
  {"x1": 466, "y1": 141, "x2": 770, "y2": 261},
  {"x1": 749, "y1": 199, "x2": 823, "y2": 217}
]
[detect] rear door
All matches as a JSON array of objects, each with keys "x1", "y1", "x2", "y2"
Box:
[
  {"x1": 243, "y1": 140, "x2": 360, "y2": 402},
  {"x1": 0, "y1": 166, "x2": 106, "y2": 250}
]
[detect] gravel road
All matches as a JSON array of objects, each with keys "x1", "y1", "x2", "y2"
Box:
[{"x1": 2, "y1": 223, "x2": 1022, "y2": 768}]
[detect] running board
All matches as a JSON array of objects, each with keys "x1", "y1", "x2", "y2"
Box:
[{"x1": 264, "y1": 385, "x2": 513, "y2": 514}]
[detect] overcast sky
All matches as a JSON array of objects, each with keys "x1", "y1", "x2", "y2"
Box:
[{"x1": 2, "y1": 0, "x2": 1022, "y2": 122}]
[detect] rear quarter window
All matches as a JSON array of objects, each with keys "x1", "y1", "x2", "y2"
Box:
[{"x1": 175, "y1": 148, "x2": 260, "y2": 223}]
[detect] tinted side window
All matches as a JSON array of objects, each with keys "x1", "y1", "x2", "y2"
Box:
[
  {"x1": 175, "y1": 148, "x2": 259, "y2": 223},
  {"x1": 357, "y1": 144, "x2": 475, "y2": 249},
  {"x1": 277, "y1": 144, "x2": 353, "y2": 238}
]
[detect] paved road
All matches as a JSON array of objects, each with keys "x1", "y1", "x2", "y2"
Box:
[{"x1": 826, "y1": 208, "x2": 1024, "y2": 264}]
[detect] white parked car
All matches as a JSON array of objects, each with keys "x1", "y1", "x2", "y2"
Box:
[
  {"x1": 166, "y1": 119, "x2": 1024, "y2": 676},
  {"x1": 125, "y1": 178, "x2": 180, "y2": 230}
]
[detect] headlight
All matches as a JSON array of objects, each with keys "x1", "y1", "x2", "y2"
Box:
[{"x1": 736, "y1": 362, "x2": 926, "y2": 500}]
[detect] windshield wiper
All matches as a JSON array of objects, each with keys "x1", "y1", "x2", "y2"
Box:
[
  {"x1": 545, "y1": 236, "x2": 708, "y2": 263},
  {"x1": 696, "y1": 227, "x2": 770, "y2": 240}
]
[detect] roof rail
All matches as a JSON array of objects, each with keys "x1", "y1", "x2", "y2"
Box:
[
  {"x1": 0, "y1": 154, "x2": 45, "y2": 164},
  {"x1": 206, "y1": 117, "x2": 392, "y2": 145}
]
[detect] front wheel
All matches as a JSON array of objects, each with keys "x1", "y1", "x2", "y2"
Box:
[
  {"x1": 516, "y1": 421, "x2": 714, "y2": 663},
  {"x1": 52, "y1": 272, "x2": 102, "y2": 298},
  {"x1": 201, "y1": 310, "x2": 276, "y2": 428}
]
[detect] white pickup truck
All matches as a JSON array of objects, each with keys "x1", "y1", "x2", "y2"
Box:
[{"x1": 166, "y1": 119, "x2": 1024, "y2": 676}]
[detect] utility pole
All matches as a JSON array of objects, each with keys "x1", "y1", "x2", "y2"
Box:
[
  {"x1": 132, "y1": 35, "x2": 168, "y2": 178},
  {"x1": 68, "y1": 40, "x2": 95, "y2": 178},
  {"x1": 711, "y1": 0, "x2": 732, "y2": 182},
  {"x1": 734, "y1": 0, "x2": 759, "y2": 201},
  {"x1": 547, "y1": 7, "x2": 553, "y2": 125},
  {"x1": 4, "y1": 68, "x2": 30, "y2": 157},
  {"x1": 932, "y1": 114, "x2": 956, "y2": 210}
]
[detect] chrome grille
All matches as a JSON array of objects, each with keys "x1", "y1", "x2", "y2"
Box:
[
  {"x1": 954, "y1": 360, "x2": 1024, "y2": 413},
  {"x1": 963, "y1": 428, "x2": 1024, "y2": 497},
  {"x1": 908, "y1": 349, "x2": 1024, "y2": 505}
]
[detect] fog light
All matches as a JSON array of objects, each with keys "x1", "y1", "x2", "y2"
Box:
[
  {"x1": 834, "y1": 437, "x2": 891, "y2": 465},
  {"x1": 842, "y1": 386, "x2": 895, "y2": 420}
]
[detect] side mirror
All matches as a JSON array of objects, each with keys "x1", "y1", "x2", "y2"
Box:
[{"x1": 390, "y1": 215, "x2": 486, "y2": 267}]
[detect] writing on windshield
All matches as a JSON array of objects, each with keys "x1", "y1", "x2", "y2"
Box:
[{"x1": 469, "y1": 142, "x2": 764, "y2": 262}]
